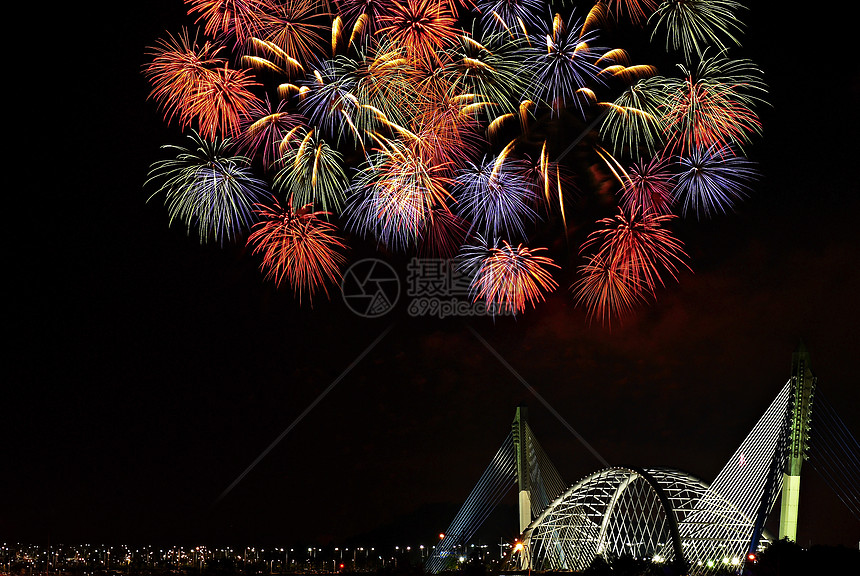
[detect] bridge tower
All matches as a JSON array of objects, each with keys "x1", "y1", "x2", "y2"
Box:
[
  {"x1": 779, "y1": 342, "x2": 817, "y2": 541},
  {"x1": 512, "y1": 405, "x2": 531, "y2": 534}
]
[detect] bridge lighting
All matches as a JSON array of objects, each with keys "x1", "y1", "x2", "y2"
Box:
[
  {"x1": 747, "y1": 553, "x2": 757, "y2": 563},
  {"x1": 439, "y1": 533, "x2": 445, "y2": 540},
  {"x1": 513, "y1": 543, "x2": 524, "y2": 553}
]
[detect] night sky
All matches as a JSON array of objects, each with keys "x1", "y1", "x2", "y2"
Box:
[{"x1": 7, "y1": 1, "x2": 859, "y2": 551}]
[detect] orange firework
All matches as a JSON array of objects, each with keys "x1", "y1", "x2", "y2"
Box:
[
  {"x1": 247, "y1": 196, "x2": 348, "y2": 304},
  {"x1": 255, "y1": 0, "x2": 330, "y2": 67},
  {"x1": 604, "y1": 0, "x2": 658, "y2": 25},
  {"x1": 144, "y1": 28, "x2": 227, "y2": 129},
  {"x1": 571, "y1": 254, "x2": 646, "y2": 327},
  {"x1": 464, "y1": 239, "x2": 559, "y2": 316},
  {"x1": 185, "y1": 0, "x2": 270, "y2": 48},
  {"x1": 662, "y1": 54, "x2": 766, "y2": 156},
  {"x1": 581, "y1": 206, "x2": 688, "y2": 296},
  {"x1": 377, "y1": 0, "x2": 461, "y2": 68},
  {"x1": 346, "y1": 135, "x2": 454, "y2": 251},
  {"x1": 185, "y1": 64, "x2": 263, "y2": 139},
  {"x1": 573, "y1": 206, "x2": 689, "y2": 325}
]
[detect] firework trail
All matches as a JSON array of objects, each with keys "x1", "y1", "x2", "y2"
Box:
[{"x1": 143, "y1": 0, "x2": 768, "y2": 321}]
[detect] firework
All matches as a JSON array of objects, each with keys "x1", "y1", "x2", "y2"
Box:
[
  {"x1": 334, "y1": 0, "x2": 391, "y2": 38},
  {"x1": 475, "y1": 0, "x2": 544, "y2": 37},
  {"x1": 620, "y1": 154, "x2": 675, "y2": 215},
  {"x1": 247, "y1": 196, "x2": 348, "y2": 303},
  {"x1": 662, "y1": 53, "x2": 767, "y2": 155},
  {"x1": 605, "y1": 0, "x2": 658, "y2": 25},
  {"x1": 419, "y1": 207, "x2": 470, "y2": 258},
  {"x1": 273, "y1": 127, "x2": 348, "y2": 212},
  {"x1": 579, "y1": 206, "x2": 688, "y2": 297},
  {"x1": 459, "y1": 236, "x2": 559, "y2": 316},
  {"x1": 297, "y1": 59, "x2": 363, "y2": 143},
  {"x1": 674, "y1": 143, "x2": 759, "y2": 218},
  {"x1": 331, "y1": 40, "x2": 419, "y2": 138},
  {"x1": 409, "y1": 74, "x2": 488, "y2": 173},
  {"x1": 237, "y1": 95, "x2": 303, "y2": 170},
  {"x1": 524, "y1": 11, "x2": 606, "y2": 117},
  {"x1": 453, "y1": 152, "x2": 539, "y2": 241},
  {"x1": 599, "y1": 74, "x2": 668, "y2": 159},
  {"x1": 441, "y1": 27, "x2": 535, "y2": 117},
  {"x1": 185, "y1": 0, "x2": 270, "y2": 48},
  {"x1": 143, "y1": 28, "x2": 227, "y2": 130},
  {"x1": 571, "y1": 254, "x2": 646, "y2": 327},
  {"x1": 377, "y1": 0, "x2": 460, "y2": 68},
  {"x1": 345, "y1": 137, "x2": 454, "y2": 251},
  {"x1": 145, "y1": 130, "x2": 268, "y2": 244},
  {"x1": 184, "y1": 63, "x2": 263, "y2": 139},
  {"x1": 255, "y1": 0, "x2": 330, "y2": 67},
  {"x1": 650, "y1": 0, "x2": 746, "y2": 62}
]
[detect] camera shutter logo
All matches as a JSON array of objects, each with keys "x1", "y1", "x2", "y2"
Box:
[{"x1": 340, "y1": 258, "x2": 401, "y2": 318}]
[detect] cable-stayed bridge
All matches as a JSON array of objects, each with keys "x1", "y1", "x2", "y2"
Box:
[{"x1": 425, "y1": 344, "x2": 859, "y2": 575}]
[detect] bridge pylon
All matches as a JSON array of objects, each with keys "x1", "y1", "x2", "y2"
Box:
[
  {"x1": 512, "y1": 405, "x2": 531, "y2": 534},
  {"x1": 779, "y1": 342, "x2": 817, "y2": 541}
]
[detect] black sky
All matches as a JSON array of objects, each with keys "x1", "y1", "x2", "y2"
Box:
[{"x1": 6, "y1": 1, "x2": 859, "y2": 551}]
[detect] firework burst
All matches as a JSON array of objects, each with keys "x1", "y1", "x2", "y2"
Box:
[
  {"x1": 274, "y1": 127, "x2": 348, "y2": 213},
  {"x1": 454, "y1": 152, "x2": 539, "y2": 240},
  {"x1": 377, "y1": 0, "x2": 461, "y2": 68},
  {"x1": 599, "y1": 74, "x2": 668, "y2": 159},
  {"x1": 620, "y1": 154, "x2": 675, "y2": 215},
  {"x1": 460, "y1": 236, "x2": 559, "y2": 315},
  {"x1": 674, "y1": 143, "x2": 759, "y2": 218},
  {"x1": 145, "y1": 130, "x2": 268, "y2": 244},
  {"x1": 247, "y1": 196, "x2": 348, "y2": 303},
  {"x1": 144, "y1": 28, "x2": 227, "y2": 130},
  {"x1": 572, "y1": 254, "x2": 646, "y2": 327},
  {"x1": 579, "y1": 206, "x2": 688, "y2": 296},
  {"x1": 345, "y1": 136, "x2": 454, "y2": 251},
  {"x1": 650, "y1": 0, "x2": 746, "y2": 62},
  {"x1": 255, "y1": 0, "x2": 330, "y2": 67},
  {"x1": 662, "y1": 52, "x2": 767, "y2": 155},
  {"x1": 237, "y1": 95, "x2": 303, "y2": 170},
  {"x1": 185, "y1": 0, "x2": 271, "y2": 48},
  {"x1": 524, "y1": 11, "x2": 606, "y2": 116}
]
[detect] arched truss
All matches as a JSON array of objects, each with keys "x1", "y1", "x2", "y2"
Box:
[{"x1": 519, "y1": 467, "x2": 768, "y2": 574}]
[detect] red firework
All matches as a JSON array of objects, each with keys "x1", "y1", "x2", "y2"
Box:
[
  {"x1": 418, "y1": 206, "x2": 469, "y2": 259},
  {"x1": 247, "y1": 197, "x2": 348, "y2": 304},
  {"x1": 377, "y1": 0, "x2": 461, "y2": 68},
  {"x1": 572, "y1": 255, "x2": 646, "y2": 327},
  {"x1": 143, "y1": 28, "x2": 226, "y2": 129},
  {"x1": 470, "y1": 242, "x2": 559, "y2": 315},
  {"x1": 663, "y1": 73, "x2": 763, "y2": 156},
  {"x1": 185, "y1": 64, "x2": 263, "y2": 139},
  {"x1": 620, "y1": 155, "x2": 675, "y2": 215},
  {"x1": 580, "y1": 206, "x2": 688, "y2": 297},
  {"x1": 185, "y1": 0, "x2": 271, "y2": 47},
  {"x1": 604, "y1": 0, "x2": 658, "y2": 25},
  {"x1": 237, "y1": 96, "x2": 304, "y2": 170}
]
